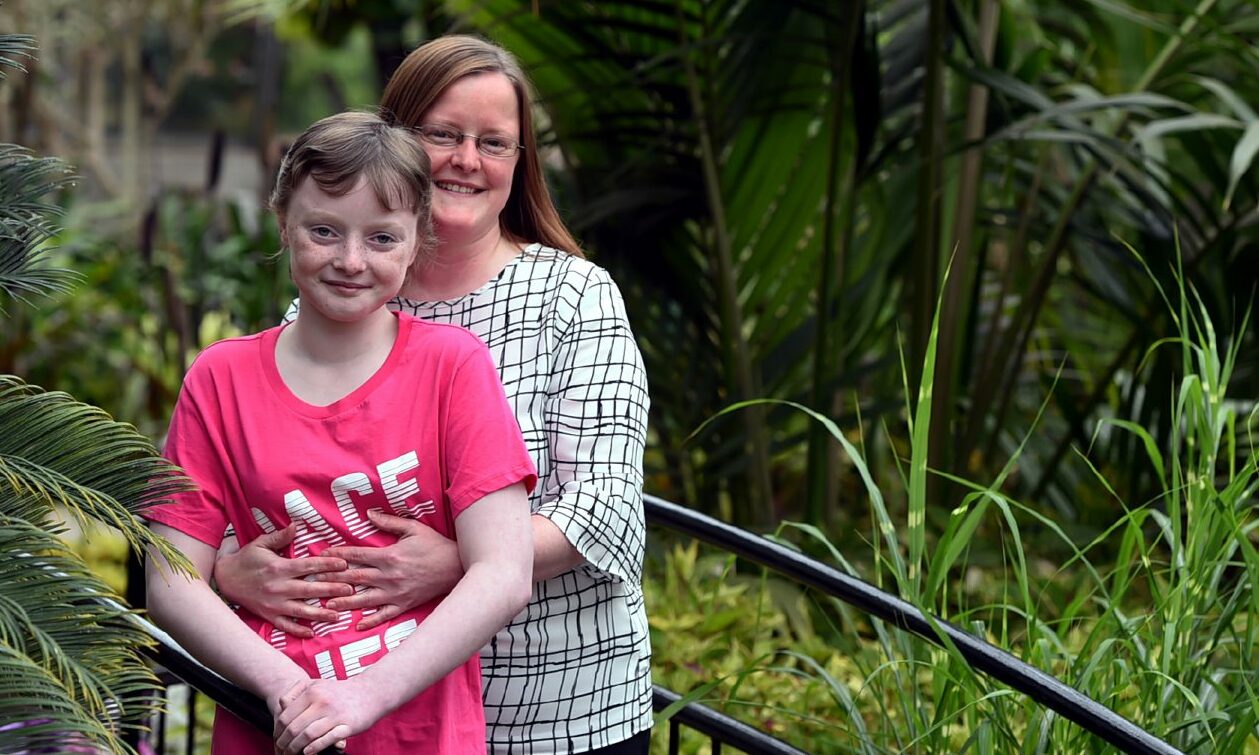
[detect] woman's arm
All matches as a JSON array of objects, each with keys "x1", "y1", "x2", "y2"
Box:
[
  {"x1": 146, "y1": 523, "x2": 310, "y2": 711},
  {"x1": 532, "y1": 264, "x2": 649, "y2": 585},
  {"x1": 272, "y1": 482, "x2": 534, "y2": 755},
  {"x1": 300, "y1": 265, "x2": 645, "y2": 629},
  {"x1": 310, "y1": 506, "x2": 576, "y2": 631}
]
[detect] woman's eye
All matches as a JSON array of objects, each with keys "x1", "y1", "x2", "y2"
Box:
[
  {"x1": 371, "y1": 233, "x2": 399, "y2": 245},
  {"x1": 311, "y1": 226, "x2": 335, "y2": 238},
  {"x1": 424, "y1": 125, "x2": 458, "y2": 142}
]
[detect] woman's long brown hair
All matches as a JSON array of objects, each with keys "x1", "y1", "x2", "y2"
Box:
[{"x1": 379, "y1": 35, "x2": 582, "y2": 258}]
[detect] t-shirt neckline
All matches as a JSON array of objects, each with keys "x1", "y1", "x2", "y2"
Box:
[{"x1": 261, "y1": 312, "x2": 413, "y2": 419}]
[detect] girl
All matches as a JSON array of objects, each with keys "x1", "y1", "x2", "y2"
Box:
[
  {"x1": 216, "y1": 37, "x2": 654, "y2": 755},
  {"x1": 145, "y1": 111, "x2": 536, "y2": 755}
]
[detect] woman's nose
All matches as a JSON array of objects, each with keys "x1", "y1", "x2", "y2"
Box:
[{"x1": 449, "y1": 137, "x2": 481, "y2": 170}]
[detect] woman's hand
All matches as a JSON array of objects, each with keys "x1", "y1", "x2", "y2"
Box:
[
  {"x1": 272, "y1": 677, "x2": 383, "y2": 755},
  {"x1": 212, "y1": 525, "x2": 354, "y2": 637},
  {"x1": 318, "y1": 509, "x2": 464, "y2": 631}
]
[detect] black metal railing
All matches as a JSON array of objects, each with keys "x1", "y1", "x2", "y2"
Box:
[
  {"x1": 125, "y1": 493, "x2": 1184, "y2": 754},
  {"x1": 653, "y1": 686, "x2": 807, "y2": 755},
  {"x1": 643, "y1": 494, "x2": 1184, "y2": 755}
]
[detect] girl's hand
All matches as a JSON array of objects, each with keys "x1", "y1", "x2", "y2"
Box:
[
  {"x1": 272, "y1": 677, "x2": 390, "y2": 755},
  {"x1": 318, "y1": 510, "x2": 464, "y2": 630},
  {"x1": 213, "y1": 525, "x2": 354, "y2": 637}
]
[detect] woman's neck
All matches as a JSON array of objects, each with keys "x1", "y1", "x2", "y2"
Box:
[{"x1": 402, "y1": 227, "x2": 521, "y2": 302}]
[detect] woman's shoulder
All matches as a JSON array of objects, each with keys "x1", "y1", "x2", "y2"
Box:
[
  {"x1": 399, "y1": 312, "x2": 488, "y2": 354},
  {"x1": 515, "y1": 243, "x2": 615, "y2": 289}
]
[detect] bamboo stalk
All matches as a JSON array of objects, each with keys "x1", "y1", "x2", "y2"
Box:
[
  {"x1": 807, "y1": 1, "x2": 863, "y2": 525},
  {"x1": 932, "y1": 0, "x2": 1000, "y2": 482},
  {"x1": 677, "y1": 0, "x2": 774, "y2": 525}
]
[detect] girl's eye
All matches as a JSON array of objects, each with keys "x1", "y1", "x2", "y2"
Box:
[
  {"x1": 371, "y1": 233, "x2": 399, "y2": 246},
  {"x1": 311, "y1": 226, "x2": 335, "y2": 239}
]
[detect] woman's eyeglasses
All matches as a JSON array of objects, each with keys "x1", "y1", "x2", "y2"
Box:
[{"x1": 414, "y1": 124, "x2": 522, "y2": 159}]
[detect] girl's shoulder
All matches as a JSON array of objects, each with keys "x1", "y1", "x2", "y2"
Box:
[{"x1": 186, "y1": 330, "x2": 271, "y2": 375}]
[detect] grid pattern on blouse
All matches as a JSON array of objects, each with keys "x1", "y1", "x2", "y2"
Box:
[{"x1": 294, "y1": 245, "x2": 653, "y2": 753}]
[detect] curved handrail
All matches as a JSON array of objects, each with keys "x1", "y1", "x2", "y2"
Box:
[
  {"x1": 643, "y1": 494, "x2": 1184, "y2": 755},
  {"x1": 653, "y1": 686, "x2": 808, "y2": 754}
]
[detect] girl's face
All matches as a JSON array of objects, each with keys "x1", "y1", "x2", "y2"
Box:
[
  {"x1": 280, "y1": 175, "x2": 420, "y2": 325},
  {"x1": 419, "y1": 72, "x2": 520, "y2": 247}
]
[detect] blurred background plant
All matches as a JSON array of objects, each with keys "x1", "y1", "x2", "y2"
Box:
[
  {"x1": 2, "y1": 0, "x2": 1256, "y2": 751},
  {"x1": 0, "y1": 25, "x2": 192, "y2": 754}
]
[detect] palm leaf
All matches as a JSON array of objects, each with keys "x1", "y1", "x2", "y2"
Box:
[
  {"x1": 0, "y1": 374, "x2": 193, "y2": 567},
  {"x1": 0, "y1": 518, "x2": 162, "y2": 755},
  {"x1": 0, "y1": 144, "x2": 79, "y2": 308},
  {"x1": 0, "y1": 33, "x2": 35, "y2": 79}
]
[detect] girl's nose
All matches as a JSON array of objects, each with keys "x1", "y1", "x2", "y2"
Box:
[{"x1": 335, "y1": 238, "x2": 368, "y2": 273}]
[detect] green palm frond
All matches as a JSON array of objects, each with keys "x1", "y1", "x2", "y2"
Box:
[
  {"x1": 0, "y1": 647, "x2": 123, "y2": 754},
  {"x1": 0, "y1": 144, "x2": 79, "y2": 308},
  {"x1": 0, "y1": 29, "x2": 192, "y2": 754},
  {"x1": 0, "y1": 374, "x2": 194, "y2": 568},
  {"x1": 0, "y1": 518, "x2": 161, "y2": 755},
  {"x1": 0, "y1": 33, "x2": 36, "y2": 80}
]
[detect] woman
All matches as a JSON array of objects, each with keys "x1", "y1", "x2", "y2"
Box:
[
  {"x1": 214, "y1": 36, "x2": 653, "y2": 755},
  {"x1": 147, "y1": 111, "x2": 536, "y2": 754}
]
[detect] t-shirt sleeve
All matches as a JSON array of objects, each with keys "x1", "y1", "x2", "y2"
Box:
[
  {"x1": 442, "y1": 341, "x2": 538, "y2": 516},
  {"x1": 535, "y1": 266, "x2": 649, "y2": 586},
  {"x1": 143, "y1": 370, "x2": 233, "y2": 548}
]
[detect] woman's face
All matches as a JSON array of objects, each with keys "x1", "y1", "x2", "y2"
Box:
[{"x1": 420, "y1": 72, "x2": 521, "y2": 247}]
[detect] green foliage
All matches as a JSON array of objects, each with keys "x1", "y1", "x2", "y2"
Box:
[
  {"x1": 437, "y1": 0, "x2": 1259, "y2": 533},
  {"x1": 0, "y1": 145, "x2": 79, "y2": 309},
  {"x1": 650, "y1": 253, "x2": 1258, "y2": 752},
  {"x1": 645, "y1": 541, "x2": 853, "y2": 752},
  {"x1": 7, "y1": 190, "x2": 290, "y2": 437},
  {"x1": 0, "y1": 27, "x2": 195, "y2": 755}
]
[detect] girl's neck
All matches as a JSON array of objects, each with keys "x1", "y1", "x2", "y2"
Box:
[
  {"x1": 285, "y1": 307, "x2": 398, "y2": 365},
  {"x1": 274, "y1": 308, "x2": 400, "y2": 407},
  {"x1": 402, "y1": 227, "x2": 520, "y2": 302}
]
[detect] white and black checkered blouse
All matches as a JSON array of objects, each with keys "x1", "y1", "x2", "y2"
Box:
[{"x1": 295, "y1": 244, "x2": 653, "y2": 752}]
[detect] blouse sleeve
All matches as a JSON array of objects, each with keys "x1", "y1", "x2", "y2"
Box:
[{"x1": 535, "y1": 265, "x2": 650, "y2": 586}]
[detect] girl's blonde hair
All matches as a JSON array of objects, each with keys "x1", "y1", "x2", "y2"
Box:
[{"x1": 271, "y1": 111, "x2": 436, "y2": 256}]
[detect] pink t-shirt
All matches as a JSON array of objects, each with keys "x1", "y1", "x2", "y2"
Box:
[{"x1": 147, "y1": 313, "x2": 537, "y2": 755}]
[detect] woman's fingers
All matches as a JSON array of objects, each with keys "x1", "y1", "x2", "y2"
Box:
[
  {"x1": 366, "y1": 508, "x2": 422, "y2": 534},
  {"x1": 287, "y1": 556, "x2": 350, "y2": 578},
  {"x1": 353, "y1": 602, "x2": 402, "y2": 631},
  {"x1": 325, "y1": 586, "x2": 385, "y2": 613},
  {"x1": 251, "y1": 524, "x2": 298, "y2": 553},
  {"x1": 271, "y1": 615, "x2": 316, "y2": 638}
]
